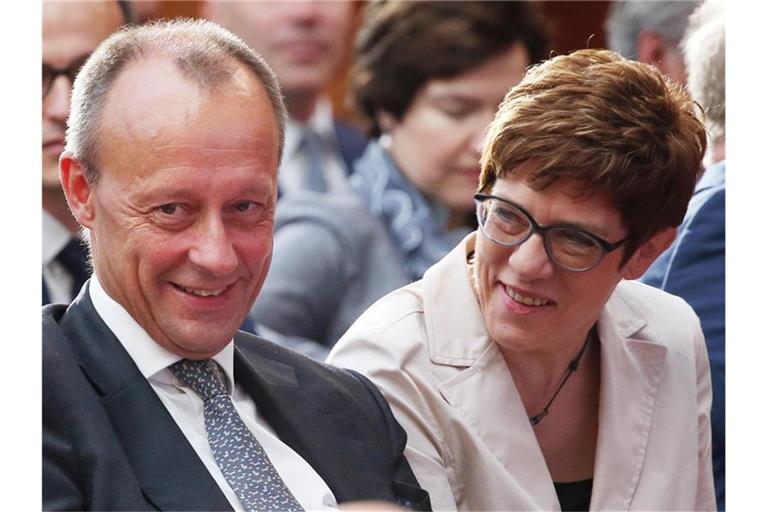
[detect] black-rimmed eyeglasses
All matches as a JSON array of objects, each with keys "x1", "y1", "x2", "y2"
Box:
[
  {"x1": 42, "y1": 56, "x2": 89, "y2": 99},
  {"x1": 474, "y1": 193, "x2": 627, "y2": 272}
]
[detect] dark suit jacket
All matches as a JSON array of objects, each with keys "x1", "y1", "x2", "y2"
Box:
[
  {"x1": 642, "y1": 161, "x2": 725, "y2": 511},
  {"x1": 334, "y1": 119, "x2": 368, "y2": 174},
  {"x1": 43, "y1": 285, "x2": 430, "y2": 511}
]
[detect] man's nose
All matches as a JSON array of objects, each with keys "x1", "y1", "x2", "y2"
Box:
[
  {"x1": 507, "y1": 233, "x2": 555, "y2": 281},
  {"x1": 286, "y1": 1, "x2": 322, "y2": 24},
  {"x1": 43, "y1": 76, "x2": 72, "y2": 123},
  {"x1": 188, "y1": 216, "x2": 239, "y2": 275}
]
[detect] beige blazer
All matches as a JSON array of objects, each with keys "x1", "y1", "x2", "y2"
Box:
[{"x1": 328, "y1": 233, "x2": 715, "y2": 511}]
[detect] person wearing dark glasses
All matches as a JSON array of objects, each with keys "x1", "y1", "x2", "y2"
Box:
[
  {"x1": 329, "y1": 48, "x2": 716, "y2": 511},
  {"x1": 42, "y1": 1, "x2": 131, "y2": 305}
]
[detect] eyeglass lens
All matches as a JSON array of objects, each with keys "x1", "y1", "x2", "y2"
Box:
[
  {"x1": 478, "y1": 198, "x2": 605, "y2": 271},
  {"x1": 43, "y1": 57, "x2": 89, "y2": 98}
]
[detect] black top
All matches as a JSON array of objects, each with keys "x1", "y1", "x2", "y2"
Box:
[{"x1": 553, "y1": 478, "x2": 593, "y2": 511}]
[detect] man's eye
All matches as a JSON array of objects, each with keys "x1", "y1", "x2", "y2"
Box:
[
  {"x1": 234, "y1": 201, "x2": 261, "y2": 213},
  {"x1": 158, "y1": 204, "x2": 180, "y2": 215}
]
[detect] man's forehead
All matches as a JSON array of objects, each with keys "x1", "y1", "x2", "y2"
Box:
[
  {"x1": 97, "y1": 56, "x2": 279, "y2": 169},
  {"x1": 102, "y1": 57, "x2": 267, "y2": 120}
]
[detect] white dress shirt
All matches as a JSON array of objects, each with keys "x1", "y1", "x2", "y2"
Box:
[
  {"x1": 42, "y1": 210, "x2": 77, "y2": 304},
  {"x1": 279, "y1": 97, "x2": 349, "y2": 195},
  {"x1": 89, "y1": 275, "x2": 337, "y2": 511}
]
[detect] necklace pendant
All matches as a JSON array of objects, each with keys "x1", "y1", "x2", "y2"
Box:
[{"x1": 530, "y1": 411, "x2": 547, "y2": 426}]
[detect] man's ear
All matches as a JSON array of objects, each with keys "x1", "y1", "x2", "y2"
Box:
[
  {"x1": 636, "y1": 30, "x2": 666, "y2": 67},
  {"x1": 59, "y1": 152, "x2": 95, "y2": 229},
  {"x1": 622, "y1": 227, "x2": 677, "y2": 280}
]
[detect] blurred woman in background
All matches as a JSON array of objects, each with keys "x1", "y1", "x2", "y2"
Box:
[{"x1": 251, "y1": 1, "x2": 549, "y2": 358}]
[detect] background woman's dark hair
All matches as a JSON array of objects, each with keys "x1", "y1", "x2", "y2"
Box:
[{"x1": 350, "y1": 0, "x2": 550, "y2": 137}]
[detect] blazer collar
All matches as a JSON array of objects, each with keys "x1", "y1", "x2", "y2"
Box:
[
  {"x1": 422, "y1": 234, "x2": 557, "y2": 508},
  {"x1": 58, "y1": 284, "x2": 233, "y2": 511},
  {"x1": 421, "y1": 236, "x2": 668, "y2": 509},
  {"x1": 232, "y1": 337, "x2": 387, "y2": 505},
  {"x1": 591, "y1": 284, "x2": 668, "y2": 510},
  {"x1": 232, "y1": 339, "x2": 305, "y2": 449},
  {"x1": 422, "y1": 233, "x2": 493, "y2": 366}
]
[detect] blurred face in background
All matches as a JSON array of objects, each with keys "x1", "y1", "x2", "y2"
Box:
[
  {"x1": 380, "y1": 43, "x2": 530, "y2": 228},
  {"x1": 42, "y1": 1, "x2": 123, "y2": 190},
  {"x1": 203, "y1": 1, "x2": 354, "y2": 100}
]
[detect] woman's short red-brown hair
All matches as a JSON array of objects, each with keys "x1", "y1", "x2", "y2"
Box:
[{"x1": 479, "y1": 48, "x2": 707, "y2": 263}]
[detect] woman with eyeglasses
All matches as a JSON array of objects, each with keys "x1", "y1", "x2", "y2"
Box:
[{"x1": 328, "y1": 49, "x2": 716, "y2": 511}]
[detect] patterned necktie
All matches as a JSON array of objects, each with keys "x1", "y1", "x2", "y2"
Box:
[
  {"x1": 301, "y1": 129, "x2": 328, "y2": 193},
  {"x1": 170, "y1": 359, "x2": 304, "y2": 512}
]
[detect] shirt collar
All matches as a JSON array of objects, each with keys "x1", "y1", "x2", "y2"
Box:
[
  {"x1": 284, "y1": 96, "x2": 336, "y2": 159},
  {"x1": 42, "y1": 210, "x2": 73, "y2": 264},
  {"x1": 88, "y1": 273, "x2": 236, "y2": 392}
]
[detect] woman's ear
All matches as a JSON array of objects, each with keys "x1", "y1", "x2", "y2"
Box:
[
  {"x1": 376, "y1": 111, "x2": 397, "y2": 133},
  {"x1": 59, "y1": 152, "x2": 95, "y2": 228},
  {"x1": 622, "y1": 227, "x2": 677, "y2": 280}
]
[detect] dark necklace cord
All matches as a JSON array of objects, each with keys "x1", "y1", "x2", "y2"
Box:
[{"x1": 529, "y1": 326, "x2": 595, "y2": 426}]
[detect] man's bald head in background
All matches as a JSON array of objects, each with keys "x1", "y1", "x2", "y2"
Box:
[{"x1": 605, "y1": 0, "x2": 700, "y2": 87}]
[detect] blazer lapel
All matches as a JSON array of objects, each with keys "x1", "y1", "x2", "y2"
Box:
[
  {"x1": 234, "y1": 339, "x2": 406, "y2": 504},
  {"x1": 590, "y1": 288, "x2": 668, "y2": 511},
  {"x1": 232, "y1": 339, "x2": 304, "y2": 451},
  {"x1": 436, "y1": 342, "x2": 560, "y2": 509},
  {"x1": 59, "y1": 285, "x2": 232, "y2": 511},
  {"x1": 423, "y1": 235, "x2": 559, "y2": 509}
]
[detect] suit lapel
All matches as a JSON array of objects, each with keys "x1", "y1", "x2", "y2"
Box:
[
  {"x1": 590, "y1": 288, "x2": 668, "y2": 510},
  {"x1": 59, "y1": 285, "x2": 232, "y2": 511},
  {"x1": 234, "y1": 339, "x2": 401, "y2": 503},
  {"x1": 232, "y1": 339, "x2": 304, "y2": 450},
  {"x1": 423, "y1": 236, "x2": 559, "y2": 509},
  {"x1": 423, "y1": 238, "x2": 670, "y2": 509},
  {"x1": 437, "y1": 342, "x2": 560, "y2": 509}
]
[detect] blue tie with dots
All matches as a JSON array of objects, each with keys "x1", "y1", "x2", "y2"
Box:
[{"x1": 170, "y1": 359, "x2": 304, "y2": 512}]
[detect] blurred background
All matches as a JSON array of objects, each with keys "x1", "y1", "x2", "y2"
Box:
[{"x1": 134, "y1": 0, "x2": 614, "y2": 127}]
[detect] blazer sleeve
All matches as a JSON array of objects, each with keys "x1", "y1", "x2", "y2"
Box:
[
  {"x1": 345, "y1": 369, "x2": 433, "y2": 511},
  {"x1": 44, "y1": 400, "x2": 86, "y2": 511},
  {"x1": 329, "y1": 330, "x2": 458, "y2": 511},
  {"x1": 656, "y1": 190, "x2": 725, "y2": 454},
  {"x1": 694, "y1": 324, "x2": 717, "y2": 511},
  {"x1": 43, "y1": 316, "x2": 88, "y2": 511},
  {"x1": 250, "y1": 217, "x2": 350, "y2": 349}
]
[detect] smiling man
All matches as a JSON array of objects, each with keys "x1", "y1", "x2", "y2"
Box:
[{"x1": 42, "y1": 19, "x2": 429, "y2": 512}]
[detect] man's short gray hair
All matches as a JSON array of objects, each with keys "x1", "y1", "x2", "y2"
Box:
[
  {"x1": 65, "y1": 18, "x2": 287, "y2": 185},
  {"x1": 605, "y1": 1, "x2": 700, "y2": 59},
  {"x1": 683, "y1": 0, "x2": 725, "y2": 142}
]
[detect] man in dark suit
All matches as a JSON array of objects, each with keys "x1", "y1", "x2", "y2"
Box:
[
  {"x1": 42, "y1": 1, "x2": 131, "y2": 305},
  {"x1": 43, "y1": 19, "x2": 429, "y2": 511},
  {"x1": 201, "y1": 1, "x2": 367, "y2": 196},
  {"x1": 642, "y1": 1, "x2": 725, "y2": 509}
]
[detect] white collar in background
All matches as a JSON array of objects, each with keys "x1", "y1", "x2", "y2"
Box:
[
  {"x1": 284, "y1": 96, "x2": 336, "y2": 159},
  {"x1": 42, "y1": 209, "x2": 73, "y2": 265},
  {"x1": 89, "y1": 273, "x2": 236, "y2": 392}
]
